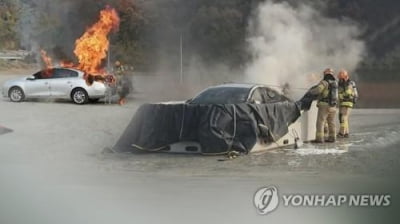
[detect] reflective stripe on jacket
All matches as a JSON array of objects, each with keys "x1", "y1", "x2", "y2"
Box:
[
  {"x1": 309, "y1": 80, "x2": 330, "y2": 107},
  {"x1": 338, "y1": 81, "x2": 356, "y2": 108}
]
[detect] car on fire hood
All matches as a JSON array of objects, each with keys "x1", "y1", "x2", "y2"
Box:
[
  {"x1": 2, "y1": 68, "x2": 107, "y2": 104},
  {"x1": 112, "y1": 83, "x2": 317, "y2": 155}
]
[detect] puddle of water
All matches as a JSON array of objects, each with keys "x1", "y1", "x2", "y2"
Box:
[{"x1": 295, "y1": 147, "x2": 348, "y2": 155}]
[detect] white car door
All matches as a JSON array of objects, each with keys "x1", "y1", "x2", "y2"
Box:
[
  {"x1": 49, "y1": 68, "x2": 79, "y2": 98},
  {"x1": 24, "y1": 71, "x2": 51, "y2": 97}
]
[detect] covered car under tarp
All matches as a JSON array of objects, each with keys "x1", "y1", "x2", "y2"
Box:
[{"x1": 112, "y1": 101, "x2": 302, "y2": 154}]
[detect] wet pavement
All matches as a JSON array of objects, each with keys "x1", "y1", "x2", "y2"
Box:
[{"x1": 1, "y1": 72, "x2": 400, "y2": 223}]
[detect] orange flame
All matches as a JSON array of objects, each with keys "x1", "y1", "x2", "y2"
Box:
[
  {"x1": 40, "y1": 50, "x2": 54, "y2": 78},
  {"x1": 40, "y1": 50, "x2": 53, "y2": 70},
  {"x1": 60, "y1": 60, "x2": 75, "y2": 68},
  {"x1": 74, "y1": 7, "x2": 120, "y2": 76},
  {"x1": 40, "y1": 7, "x2": 120, "y2": 83}
]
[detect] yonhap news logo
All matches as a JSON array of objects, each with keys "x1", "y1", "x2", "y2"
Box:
[
  {"x1": 253, "y1": 185, "x2": 391, "y2": 215},
  {"x1": 254, "y1": 186, "x2": 280, "y2": 215}
]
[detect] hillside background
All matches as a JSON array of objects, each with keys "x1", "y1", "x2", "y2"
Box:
[{"x1": 1, "y1": 0, "x2": 399, "y2": 106}]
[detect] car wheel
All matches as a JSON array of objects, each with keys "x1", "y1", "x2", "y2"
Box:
[
  {"x1": 71, "y1": 88, "x2": 89, "y2": 104},
  {"x1": 9, "y1": 87, "x2": 25, "y2": 102}
]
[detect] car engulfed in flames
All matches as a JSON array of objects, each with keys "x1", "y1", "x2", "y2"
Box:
[
  {"x1": 2, "y1": 7, "x2": 121, "y2": 105},
  {"x1": 40, "y1": 6, "x2": 120, "y2": 85}
]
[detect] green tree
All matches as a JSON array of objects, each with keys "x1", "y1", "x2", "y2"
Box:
[
  {"x1": 113, "y1": 0, "x2": 149, "y2": 68},
  {"x1": 189, "y1": 5, "x2": 246, "y2": 66},
  {"x1": 0, "y1": 0, "x2": 20, "y2": 49}
]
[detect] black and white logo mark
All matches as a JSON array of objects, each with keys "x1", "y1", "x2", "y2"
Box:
[{"x1": 254, "y1": 186, "x2": 279, "y2": 215}]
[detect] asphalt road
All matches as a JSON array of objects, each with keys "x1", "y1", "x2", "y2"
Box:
[{"x1": 1, "y1": 71, "x2": 400, "y2": 224}]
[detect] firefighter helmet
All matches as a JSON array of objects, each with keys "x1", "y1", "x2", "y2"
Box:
[
  {"x1": 337, "y1": 69, "x2": 349, "y2": 81},
  {"x1": 323, "y1": 68, "x2": 334, "y2": 76}
]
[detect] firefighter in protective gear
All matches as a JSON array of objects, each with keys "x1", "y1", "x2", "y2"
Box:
[
  {"x1": 309, "y1": 68, "x2": 338, "y2": 143},
  {"x1": 337, "y1": 69, "x2": 358, "y2": 138}
]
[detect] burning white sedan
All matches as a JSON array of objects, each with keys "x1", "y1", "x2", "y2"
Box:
[{"x1": 2, "y1": 67, "x2": 107, "y2": 104}]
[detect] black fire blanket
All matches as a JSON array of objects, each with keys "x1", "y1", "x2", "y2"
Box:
[
  {"x1": 298, "y1": 85, "x2": 320, "y2": 111},
  {"x1": 113, "y1": 101, "x2": 301, "y2": 155}
]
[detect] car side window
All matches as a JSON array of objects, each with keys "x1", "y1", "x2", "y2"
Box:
[
  {"x1": 66, "y1": 70, "x2": 78, "y2": 78},
  {"x1": 33, "y1": 71, "x2": 43, "y2": 79},
  {"x1": 38, "y1": 69, "x2": 54, "y2": 79},
  {"x1": 263, "y1": 87, "x2": 282, "y2": 102},
  {"x1": 250, "y1": 88, "x2": 264, "y2": 104},
  {"x1": 52, "y1": 69, "x2": 78, "y2": 78},
  {"x1": 52, "y1": 69, "x2": 63, "y2": 79},
  {"x1": 52, "y1": 69, "x2": 67, "y2": 78}
]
